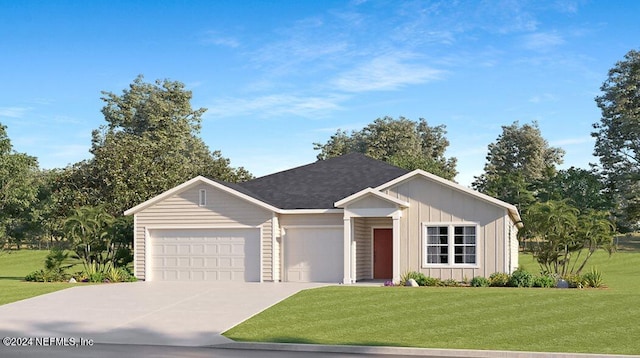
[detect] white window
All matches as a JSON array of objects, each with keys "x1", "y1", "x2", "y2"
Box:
[
  {"x1": 199, "y1": 189, "x2": 206, "y2": 206},
  {"x1": 424, "y1": 224, "x2": 477, "y2": 266},
  {"x1": 426, "y1": 226, "x2": 449, "y2": 264}
]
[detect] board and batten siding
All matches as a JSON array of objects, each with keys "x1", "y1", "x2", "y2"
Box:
[
  {"x1": 134, "y1": 183, "x2": 274, "y2": 281},
  {"x1": 278, "y1": 213, "x2": 343, "y2": 227},
  {"x1": 353, "y1": 218, "x2": 369, "y2": 280},
  {"x1": 383, "y1": 176, "x2": 511, "y2": 280}
]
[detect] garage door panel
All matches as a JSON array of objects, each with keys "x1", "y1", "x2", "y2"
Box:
[
  {"x1": 150, "y1": 228, "x2": 260, "y2": 282},
  {"x1": 284, "y1": 228, "x2": 343, "y2": 283}
]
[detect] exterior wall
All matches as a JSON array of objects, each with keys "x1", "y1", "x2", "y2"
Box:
[
  {"x1": 134, "y1": 183, "x2": 273, "y2": 281},
  {"x1": 348, "y1": 195, "x2": 398, "y2": 209},
  {"x1": 383, "y1": 176, "x2": 510, "y2": 280},
  {"x1": 353, "y1": 217, "x2": 393, "y2": 281},
  {"x1": 278, "y1": 213, "x2": 343, "y2": 226},
  {"x1": 353, "y1": 218, "x2": 369, "y2": 280},
  {"x1": 509, "y1": 219, "x2": 519, "y2": 273},
  {"x1": 272, "y1": 214, "x2": 281, "y2": 282}
]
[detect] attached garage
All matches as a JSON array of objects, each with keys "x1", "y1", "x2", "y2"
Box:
[
  {"x1": 148, "y1": 228, "x2": 260, "y2": 282},
  {"x1": 283, "y1": 227, "x2": 343, "y2": 282}
]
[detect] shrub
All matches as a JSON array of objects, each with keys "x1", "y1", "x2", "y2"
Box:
[
  {"x1": 564, "y1": 273, "x2": 585, "y2": 288},
  {"x1": 73, "y1": 271, "x2": 89, "y2": 282},
  {"x1": 384, "y1": 280, "x2": 395, "y2": 286},
  {"x1": 399, "y1": 272, "x2": 442, "y2": 286},
  {"x1": 25, "y1": 270, "x2": 45, "y2": 282},
  {"x1": 88, "y1": 272, "x2": 106, "y2": 283},
  {"x1": 24, "y1": 268, "x2": 69, "y2": 282},
  {"x1": 25, "y1": 249, "x2": 74, "y2": 282},
  {"x1": 400, "y1": 271, "x2": 430, "y2": 286},
  {"x1": 583, "y1": 268, "x2": 604, "y2": 288},
  {"x1": 422, "y1": 276, "x2": 442, "y2": 286},
  {"x1": 533, "y1": 274, "x2": 555, "y2": 288},
  {"x1": 400, "y1": 271, "x2": 422, "y2": 285},
  {"x1": 104, "y1": 266, "x2": 124, "y2": 282},
  {"x1": 470, "y1": 276, "x2": 490, "y2": 287},
  {"x1": 103, "y1": 266, "x2": 136, "y2": 283},
  {"x1": 489, "y1": 272, "x2": 510, "y2": 287},
  {"x1": 44, "y1": 269, "x2": 70, "y2": 282},
  {"x1": 509, "y1": 268, "x2": 534, "y2": 287},
  {"x1": 44, "y1": 248, "x2": 73, "y2": 272},
  {"x1": 441, "y1": 278, "x2": 460, "y2": 287}
]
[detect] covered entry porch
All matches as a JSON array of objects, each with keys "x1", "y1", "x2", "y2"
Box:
[{"x1": 334, "y1": 188, "x2": 409, "y2": 284}]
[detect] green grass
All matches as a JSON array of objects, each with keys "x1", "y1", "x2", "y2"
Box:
[
  {"x1": 224, "y1": 240, "x2": 640, "y2": 355},
  {"x1": 0, "y1": 250, "x2": 73, "y2": 306}
]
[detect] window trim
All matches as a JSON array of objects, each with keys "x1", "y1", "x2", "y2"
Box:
[
  {"x1": 199, "y1": 189, "x2": 206, "y2": 207},
  {"x1": 422, "y1": 222, "x2": 480, "y2": 268}
]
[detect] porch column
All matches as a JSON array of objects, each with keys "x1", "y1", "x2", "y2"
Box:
[
  {"x1": 392, "y1": 216, "x2": 401, "y2": 283},
  {"x1": 343, "y1": 217, "x2": 352, "y2": 284}
]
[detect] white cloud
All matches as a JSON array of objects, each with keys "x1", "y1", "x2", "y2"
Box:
[
  {"x1": 522, "y1": 32, "x2": 565, "y2": 51},
  {"x1": 200, "y1": 31, "x2": 240, "y2": 48},
  {"x1": 0, "y1": 106, "x2": 31, "y2": 118},
  {"x1": 332, "y1": 55, "x2": 443, "y2": 92},
  {"x1": 529, "y1": 93, "x2": 557, "y2": 103},
  {"x1": 206, "y1": 93, "x2": 347, "y2": 119}
]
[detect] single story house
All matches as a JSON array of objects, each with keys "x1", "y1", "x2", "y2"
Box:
[{"x1": 125, "y1": 153, "x2": 522, "y2": 284}]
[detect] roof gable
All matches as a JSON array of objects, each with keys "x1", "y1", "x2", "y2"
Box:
[
  {"x1": 334, "y1": 187, "x2": 409, "y2": 208},
  {"x1": 376, "y1": 169, "x2": 522, "y2": 226},
  {"x1": 124, "y1": 176, "x2": 280, "y2": 215}
]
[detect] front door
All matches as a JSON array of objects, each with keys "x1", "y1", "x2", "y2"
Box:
[{"x1": 373, "y1": 228, "x2": 393, "y2": 279}]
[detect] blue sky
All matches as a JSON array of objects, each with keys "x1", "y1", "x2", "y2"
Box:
[{"x1": 1, "y1": 1, "x2": 639, "y2": 186}]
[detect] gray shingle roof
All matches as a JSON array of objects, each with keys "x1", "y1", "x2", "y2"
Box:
[{"x1": 235, "y1": 153, "x2": 409, "y2": 209}]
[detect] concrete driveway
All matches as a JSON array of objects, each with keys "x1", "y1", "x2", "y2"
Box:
[{"x1": 0, "y1": 281, "x2": 326, "y2": 347}]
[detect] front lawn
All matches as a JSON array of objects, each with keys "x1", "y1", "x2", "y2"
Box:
[
  {"x1": 224, "y1": 246, "x2": 640, "y2": 355},
  {"x1": 0, "y1": 250, "x2": 72, "y2": 306}
]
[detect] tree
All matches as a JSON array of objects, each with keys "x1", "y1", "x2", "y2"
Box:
[
  {"x1": 536, "y1": 167, "x2": 612, "y2": 213},
  {"x1": 472, "y1": 121, "x2": 564, "y2": 211},
  {"x1": 0, "y1": 123, "x2": 39, "y2": 250},
  {"x1": 520, "y1": 200, "x2": 615, "y2": 277},
  {"x1": 313, "y1": 116, "x2": 458, "y2": 180},
  {"x1": 592, "y1": 49, "x2": 640, "y2": 231},
  {"x1": 61, "y1": 76, "x2": 252, "y2": 216}
]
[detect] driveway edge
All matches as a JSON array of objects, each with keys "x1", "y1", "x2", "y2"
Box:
[{"x1": 212, "y1": 342, "x2": 640, "y2": 358}]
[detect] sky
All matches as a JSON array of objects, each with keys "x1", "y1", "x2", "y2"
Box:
[{"x1": 1, "y1": 0, "x2": 639, "y2": 186}]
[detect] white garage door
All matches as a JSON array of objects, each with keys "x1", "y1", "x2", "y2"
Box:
[
  {"x1": 284, "y1": 227, "x2": 343, "y2": 282},
  {"x1": 150, "y1": 228, "x2": 260, "y2": 282}
]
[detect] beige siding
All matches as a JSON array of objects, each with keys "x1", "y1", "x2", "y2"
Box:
[
  {"x1": 279, "y1": 213, "x2": 343, "y2": 226},
  {"x1": 384, "y1": 176, "x2": 509, "y2": 280},
  {"x1": 134, "y1": 183, "x2": 273, "y2": 280},
  {"x1": 272, "y1": 215, "x2": 281, "y2": 282},
  {"x1": 348, "y1": 195, "x2": 398, "y2": 209},
  {"x1": 353, "y1": 218, "x2": 369, "y2": 280},
  {"x1": 509, "y1": 219, "x2": 519, "y2": 273},
  {"x1": 353, "y1": 217, "x2": 392, "y2": 281},
  {"x1": 261, "y1": 219, "x2": 273, "y2": 281}
]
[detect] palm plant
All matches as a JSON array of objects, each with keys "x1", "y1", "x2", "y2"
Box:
[
  {"x1": 520, "y1": 200, "x2": 615, "y2": 277},
  {"x1": 63, "y1": 205, "x2": 117, "y2": 273}
]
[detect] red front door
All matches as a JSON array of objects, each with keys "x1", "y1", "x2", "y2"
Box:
[{"x1": 373, "y1": 228, "x2": 393, "y2": 279}]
